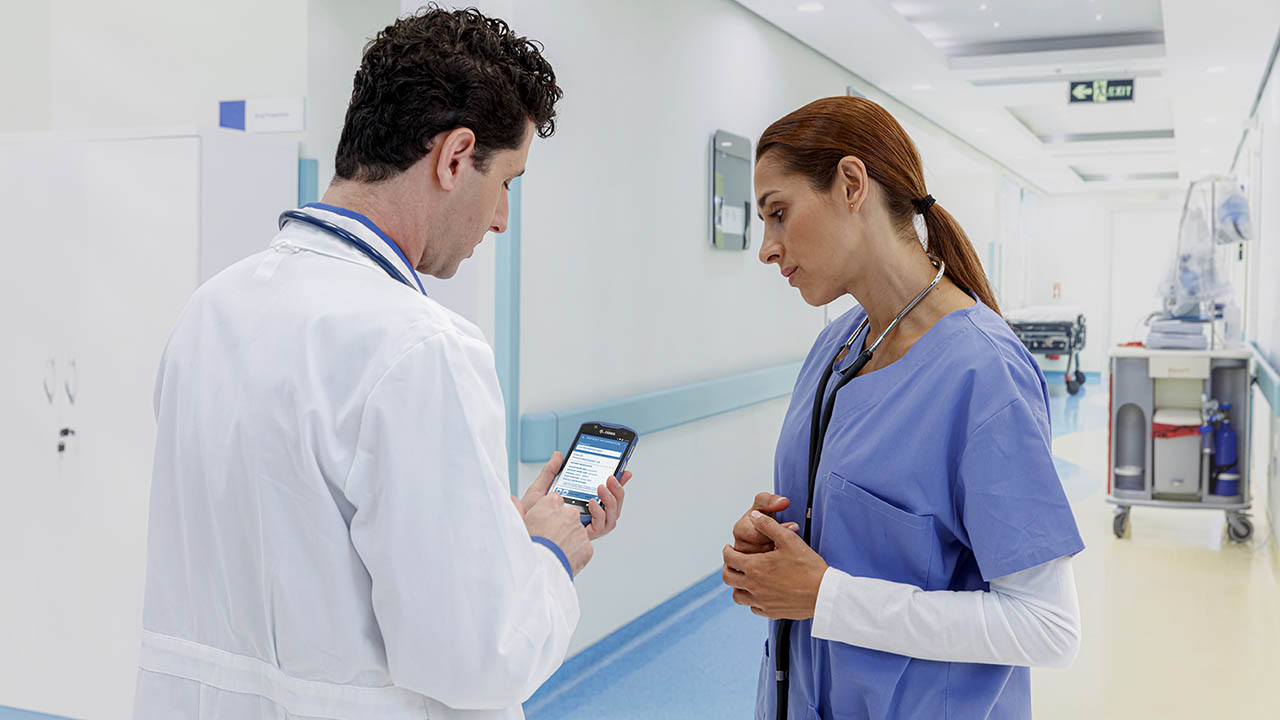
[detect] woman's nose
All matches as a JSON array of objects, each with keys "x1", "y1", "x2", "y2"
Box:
[{"x1": 759, "y1": 238, "x2": 781, "y2": 265}]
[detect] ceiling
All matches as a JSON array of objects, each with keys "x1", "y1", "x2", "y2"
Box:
[{"x1": 732, "y1": 0, "x2": 1280, "y2": 193}]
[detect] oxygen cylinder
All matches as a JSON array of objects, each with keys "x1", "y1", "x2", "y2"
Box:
[
  {"x1": 1213, "y1": 403, "x2": 1240, "y2": 496},
  {"x1": 1214, "y1": 404, "x2": 1238, "y2": 473}
]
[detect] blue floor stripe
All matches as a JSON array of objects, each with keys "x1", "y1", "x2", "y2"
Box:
[
  {"x1": 0, "y1": 707, "x2": 72, "y2": 719},
  {"x1": 525, "y1": 570, "x2": 765, "y2": 719},
  {"x1": 526, "y1": 375, "x2": 1110, "y2": 719},
  {"x1": 6, "y1": 378, "x2": 1107, "y2": 720}
]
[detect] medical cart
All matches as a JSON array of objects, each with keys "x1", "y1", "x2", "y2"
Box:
[
  {"x1": 1108, "y1": 346, "x2": 1254, "y2": 541},
  {"x1": 1007, "y1": 305, "x2": 1088, "y2": 394}
]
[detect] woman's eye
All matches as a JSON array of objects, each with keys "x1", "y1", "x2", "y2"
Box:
[{"x1": 771, "y1": 209, "x2": 784, "y2": 222}]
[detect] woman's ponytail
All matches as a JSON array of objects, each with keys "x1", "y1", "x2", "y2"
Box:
[{"x1": 921, "y1": 202, "x2": 1000, "y2": 315}]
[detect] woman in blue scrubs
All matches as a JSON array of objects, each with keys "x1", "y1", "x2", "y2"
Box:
[{"x1": 721, "y1": 97, "x2": 1084, "y2": 720}]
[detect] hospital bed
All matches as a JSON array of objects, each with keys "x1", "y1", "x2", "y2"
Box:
[{"x1": 1005, "y1": 305, "x2": 1088, "y2": 395}]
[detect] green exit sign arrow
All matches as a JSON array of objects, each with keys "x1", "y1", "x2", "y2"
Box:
[{"x1": 1069, "y1": 79, "x2": 1135, "y2": 104}]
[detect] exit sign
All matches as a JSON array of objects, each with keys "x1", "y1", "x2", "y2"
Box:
[{"x1": 1069, "y1": 79, "x2": 1135, "y2": 103}]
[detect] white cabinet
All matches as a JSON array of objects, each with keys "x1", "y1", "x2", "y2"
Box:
[{"x1": 0, "y1": 127, "x2": 296, "y2": 719}]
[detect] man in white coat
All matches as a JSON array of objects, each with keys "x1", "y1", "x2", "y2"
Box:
[{"x1": 134, "y1": 8, "x2": 629, "y2": 719}]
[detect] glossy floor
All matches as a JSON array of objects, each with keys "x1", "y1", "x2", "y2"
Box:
[{"x1": 526, "y1": 374, "x2": 1280, "y2": 719}]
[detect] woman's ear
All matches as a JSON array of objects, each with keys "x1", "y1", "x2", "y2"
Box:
[{"x1": 837, "y1": 156, "x2": 869, "y2": 213}]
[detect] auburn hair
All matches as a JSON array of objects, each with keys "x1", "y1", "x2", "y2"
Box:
[{"x1": 757, "y1": 96, "x2": 1000, "y2": 315}]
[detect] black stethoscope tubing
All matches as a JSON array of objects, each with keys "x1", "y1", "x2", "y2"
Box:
[
  {"x1": 774, "y1": 259, "x2": 946, "y2": 720},
  {"x1": 278, "y1": 210, "x2": 424, "y2": 294}
]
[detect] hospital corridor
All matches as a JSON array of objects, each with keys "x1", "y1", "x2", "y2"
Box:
[{"x1": 3, "y1": 1, "x2": 1280, "y2": 719}]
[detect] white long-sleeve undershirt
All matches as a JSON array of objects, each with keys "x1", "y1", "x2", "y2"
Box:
[{"x1": 811, "y1": 555, "x2": 1081, "y2": 668}]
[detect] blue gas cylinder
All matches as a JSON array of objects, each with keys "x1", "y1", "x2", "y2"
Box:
[
  {"x1": 1214, "y1": 404, "x2": 1238, "y2": 472},
  {"x1": 1212, "y1": 404, "x2": 1240, "y2": 496}
]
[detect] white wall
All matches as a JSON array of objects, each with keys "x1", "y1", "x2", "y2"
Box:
[
  {"x1": 47, "y1": 0, "x2": 307, "y2": 130},
  {"x1": 0, "y1": 1, "x2": 51, "y2": 132},
  {"x1": 1238, "y1": 48, "x2": 1280, "y2": 549},
  {"x1": 471, "y1": 0, "x2": 1037, "y2": 653},
  {"x1": 6, "y1": 0, "x2": 1057, "y2": 680},
  {"x1": 1026, "y1": 191, "x2": 1182, "y2": 373},
  {"x1": 12, "y1": 0, "x2": 399, "y2": 195},
  {"x1": 305, "y1": 0, "x2": 399, "y2": 190}
]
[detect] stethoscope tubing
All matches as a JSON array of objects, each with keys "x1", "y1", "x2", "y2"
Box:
[
  {"x1": 278, "y1": 210, "x2": 425, "y2": 294},
  {"x1": 774, "y1": 259, "x2": 946, "y2": 720}
]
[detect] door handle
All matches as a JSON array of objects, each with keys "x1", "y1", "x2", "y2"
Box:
[
  {"x1": 64, "y1": 357, "x2": 78, "y2": 405},
  {"x1": 57, "y1": 427, "x2": 77, "y2": 454},
  {"x1": 43, "y1": 357, "x2": 56, "y2": 404}
]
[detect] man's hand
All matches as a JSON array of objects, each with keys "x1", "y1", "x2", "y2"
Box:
[
  {"x1": 518, "y1": 452, "x2": 632, "y2": 541},
  {"x1": 518, "y1": 452, "x2": 565, "y2": 514},
  {"x1": 583, "y1": 471, "x2": 630, "y2": 540},
  {"x1": 515, "y1": 492, "x2": 593, "y2": 577},
  {"x1": 732, "y1": 492, "x2": 800, "y2": 553},
  {"x1": 722, "y1": 511, "x2": 828, "y2": 620}
]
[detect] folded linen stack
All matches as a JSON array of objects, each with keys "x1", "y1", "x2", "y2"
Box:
[{"x1": 1146, "y1": 320, "x2": 1208, "y2": 350}]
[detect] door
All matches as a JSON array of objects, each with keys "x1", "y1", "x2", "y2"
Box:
[
  {"x1": 0, "y1": 139, "x2": 88, "y2": 717},
  {"x1": 68, "y1": 136, "x2": 201, "y2": 718},
  {"x1": 0, "y1": 135, "x2": 200, "y2": 720}
]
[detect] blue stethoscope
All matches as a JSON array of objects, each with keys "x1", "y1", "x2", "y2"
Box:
[{"x1": 278, "y1": 209, "x2": 427, "y2": 295}]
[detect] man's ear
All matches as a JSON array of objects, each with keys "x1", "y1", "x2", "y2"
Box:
[{"x1": 435, "y1": 128, "x2": 477, "y2": 191}]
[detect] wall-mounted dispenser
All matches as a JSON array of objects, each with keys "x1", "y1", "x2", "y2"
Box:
[{"x1": 710, "y1": 130, "x2": 752, "y2": 250}]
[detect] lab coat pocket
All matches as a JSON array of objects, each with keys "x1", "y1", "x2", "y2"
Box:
[{"x1": 819, "y1": 472, "x2": 937, "y2": 591}]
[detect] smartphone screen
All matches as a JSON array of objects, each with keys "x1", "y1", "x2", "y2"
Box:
[{"x1": 549, "y1": 423, "x2": 637, "y2": 513}]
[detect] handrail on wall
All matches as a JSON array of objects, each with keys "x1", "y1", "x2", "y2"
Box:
[
  {"x1": 1252, "y1": 342, "x2": 1280, "y2": 417},
  {"x1": 519, "y1": 360, "x2": 804, "y2": 463}
]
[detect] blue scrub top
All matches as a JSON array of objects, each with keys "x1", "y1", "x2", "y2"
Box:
[{"x1": 756, "y1": 298, "x2": 1085, "y2": 720}]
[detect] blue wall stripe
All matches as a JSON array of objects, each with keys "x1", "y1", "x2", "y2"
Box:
[
  {"x1": 297, "y1": 157, "x2": 319, "y2": 206},
  {"x1": 1252, "y1": 342, "x2": 1280, "y2": 417},
  {"x1": 519, "y1": 361, "x2": 803, "y2": 463},
  {"x1": 0, "y1": 706, "x2": 72, "y2": 719},
  {"x1": 496, "y1": 178, "x2": 522, "y2": 492}
]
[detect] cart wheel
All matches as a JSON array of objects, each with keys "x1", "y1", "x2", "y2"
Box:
[
  {"x1": 1113, "y1": 508, "x2": 1129, "y2": 538},
  {"x1": 1227, "y1": 515, "x2": 1253, "y2": 543},
  {"x1": 1075, "y1": 370, "x2": 1086, "y2": 386},
  {"x1": 1067, "y1": 379, "x2": 1081, "y2": 395}
]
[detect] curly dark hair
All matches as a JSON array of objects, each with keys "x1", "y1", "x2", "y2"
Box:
[{"x1": 334, "y1": 5, "x2": 563, "y2": 182}]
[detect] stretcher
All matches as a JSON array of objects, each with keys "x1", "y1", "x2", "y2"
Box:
[{"x1": 1005, "y1": 305, "x2": 1088, "y2": 394}]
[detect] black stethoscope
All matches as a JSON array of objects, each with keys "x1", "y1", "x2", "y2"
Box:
[
  {"x1": 278, "y1": 209, "x2": 427, "y2": 295},
  {"x1": 773, "y1": 258, "x2": 946, "y2": 720}
]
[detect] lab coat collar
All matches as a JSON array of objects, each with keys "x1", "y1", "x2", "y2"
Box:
[{"x1": 290, "y1": 202, "x2": 427, "y2": 295}]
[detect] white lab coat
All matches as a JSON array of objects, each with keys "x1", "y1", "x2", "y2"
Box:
[{"x1": 134, "y1": 206, "x2": 578, "y2": 720}]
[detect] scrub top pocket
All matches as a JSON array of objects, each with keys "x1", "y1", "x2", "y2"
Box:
[
  {"x1": 818, "y1": 472, "x2": 938, "y2": 591},
  {"x1": 814, "y1": 473, "x2": 944, "y2": 719}
]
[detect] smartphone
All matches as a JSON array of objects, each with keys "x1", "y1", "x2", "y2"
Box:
[{"x1": 548, "y1": 422, "x2": 638, "y2": 517}]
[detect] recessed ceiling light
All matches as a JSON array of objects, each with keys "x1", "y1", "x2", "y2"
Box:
[
  {"x1": 1204, "y1": 116, "x2": 1219, "y2": 124},
  {"x1": 912, "y1": 83, "x2": 933, "y2": 91},
  {"x1": 979, "y1": 2, "x2": 987, "y2": 10},
  {"x1": 1201, "y1": 147, "x2": 1212, "y2": 155},
  {"x1": 796, "y1": 1, "x2": 824, "y2": 12},
  {"x1": 993, "y1": 20, "x2": 1001, "y2": 28},
  {"x1": 1095, "y1": 13, "x2": 1102, "y2": 21},
  {"x1": 1206, "y1": 65, "x2": 1229, "y2": 74},
  {"x1": 975, "y1": 127, "x2": 991, "y2": 133}
]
